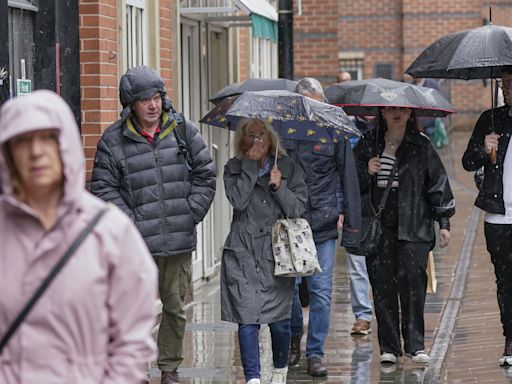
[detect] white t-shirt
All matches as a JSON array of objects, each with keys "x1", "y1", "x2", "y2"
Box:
[{"x1": 485, "y1": 136, "x2": 512, "y2": 224}]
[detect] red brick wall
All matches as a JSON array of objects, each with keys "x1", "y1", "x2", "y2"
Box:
[
  {"x1": 159, "y1": 0, "x2": 176, "y2": 101},
  {"x1": 294, "y1": 0, "x2": 512, "y2": 131},
  {"x1": 293, "y1": 0, "x2": 339, "y2": 84},
  {"x1": 79, "y1": 0, "x2": 119, "y2": 179},
  {"x1": 239, "y1": 27, "x2": 250, "y2": 81}
]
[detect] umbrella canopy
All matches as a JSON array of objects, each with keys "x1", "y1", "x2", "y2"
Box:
[
  {"x1": 325, "y1": 78, "x2": 455, "y2": 117},
  {"x1": 209, "y1": 78, "x2": 298, "y2": 105},
  {"x1": 405, "y1": 24, "x2": 512, "y2": 80},
  {"x1": 200, "y1": 90, "x2": 361, "y2": 143}
]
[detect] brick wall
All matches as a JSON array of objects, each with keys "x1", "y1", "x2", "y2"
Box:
[
  {"x1": 293, "y1": 0, "x2": 339, "y2": 84},
  {"x1": 294, "y1": 0, "x2": 512, "y2": 131},
  {"x1": 79, "y1": 0, "x2": 119, "y2": 179},
  {"x1": 239, "y1": 27, "x2": 250, "y2": 81},
  {"x1": 159, "y1": 0, "x2": 177, "y2": 102}
]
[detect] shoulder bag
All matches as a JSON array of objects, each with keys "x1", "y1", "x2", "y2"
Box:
[
  {"x1": 345, "y1": 159, "x2": 399, "y2": 256},
  {"x1": 0, "y1": 207, "x2": 108, "y2": 354}
]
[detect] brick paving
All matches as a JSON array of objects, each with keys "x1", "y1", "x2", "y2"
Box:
[{"x1": 148, "y1": 131, "x2": 510, "y2": 383}]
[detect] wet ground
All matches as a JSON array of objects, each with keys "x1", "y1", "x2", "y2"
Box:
[{"x1": 149, "y1": 131, "x2": 512, "y2": 383}]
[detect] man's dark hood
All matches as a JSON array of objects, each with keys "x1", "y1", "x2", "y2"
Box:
[{"x1": 119, "y1": 66, "x2": 172, "y2": 121}]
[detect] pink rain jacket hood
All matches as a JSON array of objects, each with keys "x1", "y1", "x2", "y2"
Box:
[{"x1": 0, "y1": 90, "x2": 158, "y2": 383}]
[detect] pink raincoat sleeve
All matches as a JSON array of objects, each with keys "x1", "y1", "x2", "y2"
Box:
[{"x1": 101, "y1": 212, "x2": 158, "y2": 383}]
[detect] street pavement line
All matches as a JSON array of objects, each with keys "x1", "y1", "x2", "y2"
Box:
[{"x1": 421, "y1": 206, "x2": 481, "y2": 383}]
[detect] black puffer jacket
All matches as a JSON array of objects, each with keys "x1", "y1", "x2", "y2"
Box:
[
  {"x1": 281, "y1": 138, "x2": 361, "y2": 246},
  {"x1": 354, "y1": 126, "x2": 455, "y2": 247},
  {"x1": 462, "y1": 106, "x2": 512, "y2": 214},
  {"x1": 91, "y1": 111, "x2": 216, "y2": 256}
]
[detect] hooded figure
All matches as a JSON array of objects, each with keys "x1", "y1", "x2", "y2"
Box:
[
  {"x1": 0, "y1": 90, "x2": 158, "y2": 383},
  {"x1": 91, "y1": 66, "x2": 216, "y2": 383}
]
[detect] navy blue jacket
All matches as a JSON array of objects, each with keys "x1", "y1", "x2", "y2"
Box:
[{"x1": 281, "y1": 138, "x2": 361, "y2": 247}]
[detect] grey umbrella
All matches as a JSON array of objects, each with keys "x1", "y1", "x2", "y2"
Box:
[
  {"x1": 209, "y1": 78, "x2": 298, "y2": 105},
  {"x1": 324, "y1": 78, "x2": 454, "y2": 117}
]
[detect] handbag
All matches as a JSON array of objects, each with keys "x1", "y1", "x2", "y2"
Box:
[
  {"x1": 272, "y1": 217, "x2": 322, "y2": 277},
  {"x1": 345, "y1": 160, "x2": 399, "y2": 256},
  {"x1": 0, "y1": 207, "x2": 108, "y2": 354}
]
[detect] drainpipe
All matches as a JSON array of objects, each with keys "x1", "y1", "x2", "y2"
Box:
[{"x1": 278, "y1": 0, "x2": 293, "y2": 79}]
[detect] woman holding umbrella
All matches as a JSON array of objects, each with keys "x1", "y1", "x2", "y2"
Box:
[
  {"x1": 353, "y1": 106, "x2": 455, "y2": 366},
  {"x1": 221, "y1": 118, "x2": 307, "y2": 384}
]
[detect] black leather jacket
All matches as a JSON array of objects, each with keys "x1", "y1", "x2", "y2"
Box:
[
  {"x1": 354, "y1": 126, "x2": 455, "y2": 247},
  {"x1": 462, "y1": 106, "x2": 512, "y2": 214}
]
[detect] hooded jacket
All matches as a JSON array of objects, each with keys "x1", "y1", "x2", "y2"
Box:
[
  {"x1": 0, "y1": 90, "x2": 157, "y2": 383},
  {"x1": 91, "y1": 68, "x2": 216, "y2": 256}
]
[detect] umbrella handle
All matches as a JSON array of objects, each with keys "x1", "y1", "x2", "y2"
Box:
[
  {"x1": 270, "y1": 141, "x2": 279, "y2": 191},
  {"x1": 490, "y1": 148, "x2": 497, "y2": 164}
]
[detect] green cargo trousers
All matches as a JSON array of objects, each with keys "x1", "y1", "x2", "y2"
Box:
[{"x1": 155, "y1": 253, "x2": 192, "y2": 373}]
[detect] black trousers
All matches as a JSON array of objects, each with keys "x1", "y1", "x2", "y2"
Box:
[
  {"x1": 484, "y1": 222, "x2": 512, "y2": 340},
  {"x1": 366, "y1": 189, "x2": 430, "y2": 355}
]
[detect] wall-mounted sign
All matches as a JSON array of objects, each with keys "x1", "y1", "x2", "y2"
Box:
[{"x1": 16, "y1": 79, "x2": 31, "y2": 96}]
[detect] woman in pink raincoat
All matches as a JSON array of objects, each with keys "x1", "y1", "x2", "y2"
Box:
[{"x1": 0, "y1": 90, "x2": 158, "y2": 383}]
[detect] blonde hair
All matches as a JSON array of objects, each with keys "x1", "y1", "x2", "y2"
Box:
[{"x1": 233, "y1": 118, "x2": 287, "y2": 160}]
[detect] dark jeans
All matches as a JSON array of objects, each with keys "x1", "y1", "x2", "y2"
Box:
[
  {"x1": 485, "y1": 222, "x2": 512, "y2": 339},
  {"x1": 238, "y1": 319, "x2": 291, "y2": 381},
  {"x1": 366, "y1": 224, "x2": 430, "y2": 356}
]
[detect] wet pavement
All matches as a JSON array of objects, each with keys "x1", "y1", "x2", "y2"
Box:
[{"x1": 149, "y1": 131, "x2": 512, "y2": 383}]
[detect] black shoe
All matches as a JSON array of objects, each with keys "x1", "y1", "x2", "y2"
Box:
[
  {"x1": 500, "y1": 339, "x2": 512, "y2": 366},
  {"x1": 288, "y1": 331, "x2": 302, "y2": 366},
  {"x1": 307, "y1": 357, "x2": 328, "y2": 377},
  {"x1": 161, "y1": 370, "x2": 179, "y2": 384}
]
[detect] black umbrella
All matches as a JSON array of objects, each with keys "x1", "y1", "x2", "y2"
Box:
[
  {"x1": 405, "y1": 17, "x2": 512, "y2": 164},
  {"x1": 200, "y1": 90, "x2": 361, "y2": 143},
  {"x1": 209, "y1": 78, "x2": 298, "y2": 105},
  {"x1": 405, "y1": 24, "x2": 512, "y2": 79},
  {"x1": 324, "y1": 78, "x2": 454, "y2": 117}
]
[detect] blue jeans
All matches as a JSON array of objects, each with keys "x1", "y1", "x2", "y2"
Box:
[
  {"x1": 347, "y1": 253, "x2": 373, "y2": 321},
  {"x1": 238, "y1": 319, "x2": 291, "y2": 382},
  {"x1": 290, "y1": 239, "x2": 335, "y2": 359}
]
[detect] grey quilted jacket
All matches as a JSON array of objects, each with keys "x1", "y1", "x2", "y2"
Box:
[{"x1": 91, "y1": 112, "x2": 216, "y2": 256}]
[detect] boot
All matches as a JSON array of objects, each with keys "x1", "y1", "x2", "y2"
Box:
[
  {"x1": 269, "y1": 367, "x2": 288, "y2": 384},
  {"x1": 288, "y1": 331, "x2": 302, "y2": 366},
  {"x1": 307, "y1": 357, "x2": 327, "y2": 377}
]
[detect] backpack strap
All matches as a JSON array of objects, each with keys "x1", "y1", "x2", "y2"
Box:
[{"x1": 172, "y1": 112, "x2": 192, "y2": 171}]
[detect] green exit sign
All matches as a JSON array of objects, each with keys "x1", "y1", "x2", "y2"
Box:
[{"x1": 17, "y1": 79, "x2": 32, "y2": 96}]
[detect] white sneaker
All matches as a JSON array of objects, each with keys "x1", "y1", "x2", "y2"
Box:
[
  {"x1": 410, "y1": 350, "x2": 430, "y2": 364},
  {"x1": 500, "y1": 354, "x2": 512, "y2": 366},
  {"x1": 247, "y1": 379, "x2": 261, "y2": 384},
  {"x1": 269, "y1": 367, "x2": 287, "y2": 384},
  {"x1": 380, "y1": 352, "x2": 397, "y2": 364}
]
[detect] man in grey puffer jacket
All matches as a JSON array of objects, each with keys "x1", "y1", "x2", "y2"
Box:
[{"x1": 91, "y1": 66, "x2": 216, "y2": 384}]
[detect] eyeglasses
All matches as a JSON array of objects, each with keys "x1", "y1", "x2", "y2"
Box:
[
  {"x1": 246, "y1": 131, "x2": 267, "y2": 141},
  {"x1": 497, "y1": 79, "x2": 512, "y2": 89}
]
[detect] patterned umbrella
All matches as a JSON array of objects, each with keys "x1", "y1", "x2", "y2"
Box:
[{"x1": 200, "y1": 90, "x2": 361, "y2": 143}]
